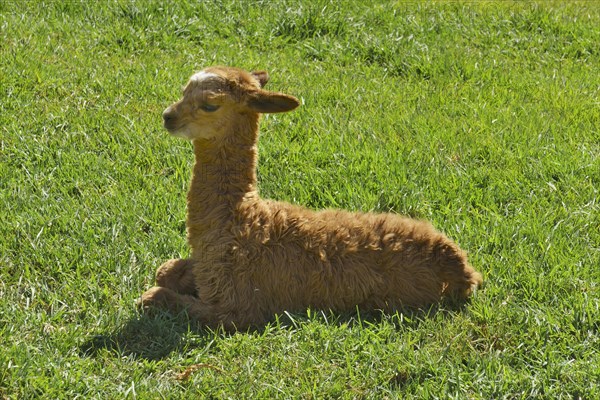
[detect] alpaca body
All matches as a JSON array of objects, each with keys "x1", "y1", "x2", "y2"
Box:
[
  {"x1": 200, "y1": 199, "x2": 472, "y2": 326},
  {"x1": 140, "y1": 66, "x2": 482, "y2": 330}
]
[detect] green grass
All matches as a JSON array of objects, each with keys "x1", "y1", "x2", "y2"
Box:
[{"x1": 1, "y1": 0, "x2": 599, "y2": 398}]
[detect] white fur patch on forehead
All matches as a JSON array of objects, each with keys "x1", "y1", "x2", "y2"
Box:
[{"x1": 190, "y1": 71, "x2": 220, "y2": 83}]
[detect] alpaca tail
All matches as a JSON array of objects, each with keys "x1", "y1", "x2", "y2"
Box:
[
  {"x1": 443, "y1": 262, "x2": 483, "y2": 300},
  {"x1": 435, "y1": 242, "x2": 483, "y2": 300}
]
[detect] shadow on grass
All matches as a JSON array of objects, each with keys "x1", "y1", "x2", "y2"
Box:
[
  {"x1": 79, "y1": 311, "x2": 214, "y2": 361},
  {"x1": 276, "y1": 297, "x2": 474, "y2": 331},
  {"x1": 79, "y1": 297, "x2": 473, "y2": 360}
]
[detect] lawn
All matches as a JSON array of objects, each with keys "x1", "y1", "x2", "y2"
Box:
[{"x1": 1, "y1": 0, "x2": 599, "y2": 398}]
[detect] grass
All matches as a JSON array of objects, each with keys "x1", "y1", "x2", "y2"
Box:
[{"x1": 1, "y1": 0, "x2": 599, "y2": 398}]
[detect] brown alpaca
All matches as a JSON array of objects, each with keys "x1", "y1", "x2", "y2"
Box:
[{"x1": 139, "y1": 66, "x2": 483, "y2": 330}]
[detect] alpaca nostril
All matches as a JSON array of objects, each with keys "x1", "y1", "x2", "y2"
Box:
[{"x1": 162, "y1": 108, "x2": 177, "y2": 127}]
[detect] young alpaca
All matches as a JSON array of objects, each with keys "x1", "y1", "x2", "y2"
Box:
[{"x1": 140, "y1": 66, "x2": 483, "y2": 330}]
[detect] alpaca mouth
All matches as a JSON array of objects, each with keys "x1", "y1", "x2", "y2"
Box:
[
  {"x1": 165, "y1": 124, "x2": 194, "y2": 140},
  {"x1": 164, "y1": 124, "x2": 177, "y2": 133}
]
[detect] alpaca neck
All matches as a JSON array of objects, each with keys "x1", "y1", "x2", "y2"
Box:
[{"x1": 186, "y1": 115, "x2": 260, "y2": 240}]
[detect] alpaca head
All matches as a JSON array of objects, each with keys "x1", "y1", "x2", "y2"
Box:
[{"x1": 162, "y1": 66, "x2": 300, "y2": 141}]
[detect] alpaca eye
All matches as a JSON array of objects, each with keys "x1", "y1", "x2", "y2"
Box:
[{"x1": 200, "y1": 104, "x2": 220, "y2": 112}]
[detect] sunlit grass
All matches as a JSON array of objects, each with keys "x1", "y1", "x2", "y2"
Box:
[{"x1": 1, "y1": 1, "x2": 598, "y2": 398}]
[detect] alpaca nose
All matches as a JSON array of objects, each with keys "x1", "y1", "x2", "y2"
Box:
[{"x1": 162, "y1": 107, "x2": 177, "y2": 128}]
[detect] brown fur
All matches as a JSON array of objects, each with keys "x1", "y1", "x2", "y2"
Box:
[{"x1": 139, "y1": 66, "x2": 483, "y2": 330}]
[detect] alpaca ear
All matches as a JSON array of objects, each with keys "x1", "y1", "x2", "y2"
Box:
[
  {"x1": 247, "y1": 90, "x2": 300, "y2": 113},
  {"x1": 251, "y1": 71, "x2": 269, "y2": 88}
]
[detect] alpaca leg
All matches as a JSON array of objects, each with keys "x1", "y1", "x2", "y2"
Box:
[
  {"x1": 136, "y1": 259, "x2": 198, "y2": 316},
  {"x1": 139, "y1": 286, "x2": 230, "y2": 328},
  {"x1": 139, "y1": 286, "x2": 201, "y2": 316},
  {"x1": 155, "y1": 258, "x2": 197, "y2": 296}
]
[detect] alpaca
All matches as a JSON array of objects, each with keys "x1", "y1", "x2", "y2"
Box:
[{"x1": 139, "y1": 66, "x2": 483, "y2": 330}]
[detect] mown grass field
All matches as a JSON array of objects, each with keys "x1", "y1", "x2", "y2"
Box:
[{"x1": 1, "y1": 1, "x2": 599, "y2": 398}]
